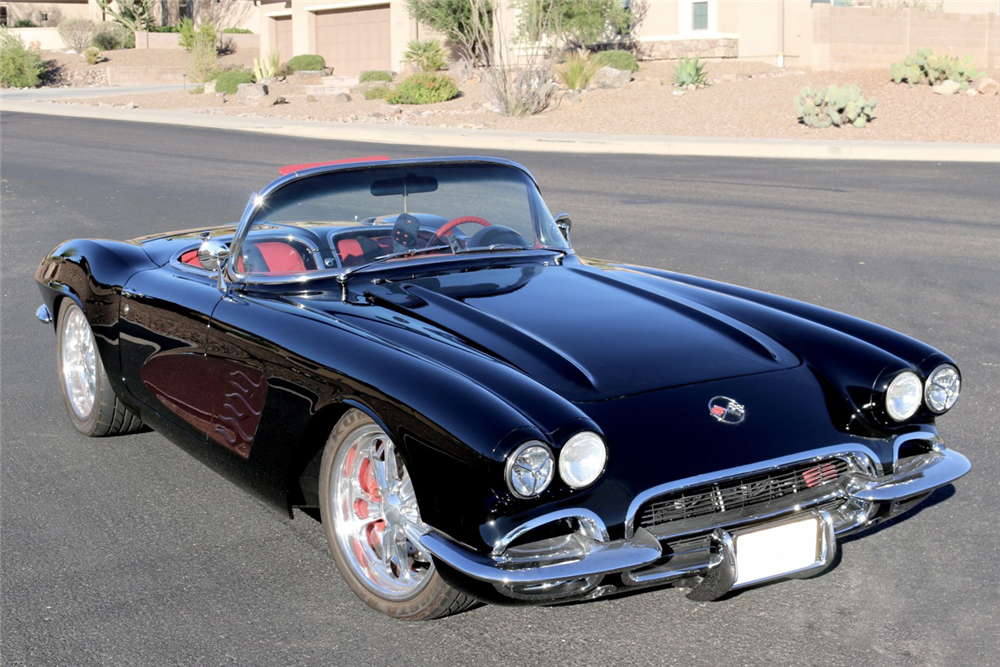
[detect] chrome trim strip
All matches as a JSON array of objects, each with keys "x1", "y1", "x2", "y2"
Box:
[
  {"x1": 36, "y1": 304, "x2": 53, "y2": 325},
  {"x1": 420, "y1": 528, "x2": 661, "y2": 586},
  {"x1": 852, "y1": 447, "x2": 970, "y2": 502},
  {"x1": 624, "y1": 443, "x2": 886, "y2": 538},
  {"x1": 491, "y1": 509, "x2": 610, "y2": 556}
]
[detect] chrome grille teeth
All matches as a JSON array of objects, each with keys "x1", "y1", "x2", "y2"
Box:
[{"x1": 640, "y1": 459, "x2": 850, "y2": 528}]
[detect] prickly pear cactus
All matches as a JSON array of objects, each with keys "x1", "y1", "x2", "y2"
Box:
[
  {"x1": 890, "y1": 48, "x2": 978, "y2": 89},
  {"x1": 794, "y1": 84, "x2": 877, "y2": 129}
]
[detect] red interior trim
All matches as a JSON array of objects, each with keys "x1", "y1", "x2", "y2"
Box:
[
  {"x1": 254, "y1": 242, "x2": 306, "y2": 273},
  {"x1": 179, "y1": 249, "x2": 203, "y2": 267},
  {"x1": 279, "y1": 156, "x2": 390, "y2": 176}
]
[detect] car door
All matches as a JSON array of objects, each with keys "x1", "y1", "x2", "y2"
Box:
[{"x1": 118, "y1": 261, "x2": 223, "y2": 441}]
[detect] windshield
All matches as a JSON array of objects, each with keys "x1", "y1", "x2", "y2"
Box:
[{"x1": 234, "y1": 162, "x2": 568, "y2": 278}]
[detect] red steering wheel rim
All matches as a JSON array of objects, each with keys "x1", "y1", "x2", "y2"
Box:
[{"x1": 427, "y1": 215, "x2": 491, "y2": 247}]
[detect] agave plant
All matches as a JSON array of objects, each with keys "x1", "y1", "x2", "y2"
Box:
[
  {"x1": 671, "y1": 56, "x2": 708, "y2": 89},
  {"x1": 253, "y1": 52, "x2": 280, "y2": 82}
]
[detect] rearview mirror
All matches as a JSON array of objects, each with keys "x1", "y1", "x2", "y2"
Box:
[{"x1": 371, "y1": 174, "x2": 438, "y2": 197}]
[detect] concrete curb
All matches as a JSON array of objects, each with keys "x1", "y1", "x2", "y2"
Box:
[{"x1": 3, "y1": 98, "x2": 998, "y2": 163}]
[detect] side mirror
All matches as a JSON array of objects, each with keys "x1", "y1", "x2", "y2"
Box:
[
  {"x1": 198, "y1": 238, "x2": 230, "y2": 272},
  {"x1": 554, "y1": 213, "x2": 572, "y2": 244}
]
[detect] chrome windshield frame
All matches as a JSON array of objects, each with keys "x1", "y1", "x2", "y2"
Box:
[{"x1": 225, "y1": 156, "x2": 560, "y2": 288}]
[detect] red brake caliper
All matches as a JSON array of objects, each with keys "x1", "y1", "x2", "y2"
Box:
[{"x1": 357, "y1": 456, "x2": 385, "y2": 553}]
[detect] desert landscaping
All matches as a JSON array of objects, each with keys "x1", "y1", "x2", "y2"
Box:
[{"x1": 35, "y1": 47, "x2": 1000, "y2": 145}]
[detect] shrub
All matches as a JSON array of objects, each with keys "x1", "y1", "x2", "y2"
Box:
[
  {"x1": 222, "y1": 28, "x2": 253, "y2": 34},
  {"x1": 364, "y1": 85, "x2": 394, "y2": 100},
  {"x1": 891, "y1": 48, "x2": 978, "y2": 90},
  {"x1": 187, "y1": 25, "x2": 218, "y2": 83},
  {"x1": 671, "y1": 56, "x2": 708, "y2": 88},
  {"x1": 58, "y1": 19, "x2": 96, "y2": 55},
  {"x1": 214, "y1": 68, "x2": 255, "y2": 94},
  {"x1": 593, "y1": 49, "x2": 638, "y2": 73},
  {"x1": 149, "y1": 26, "x2": 180, "y2": 33},
  {"x1": 1, "y1": 29, "x2": 46, "y2": 88},
  {"x1": 387, "y1": 73, "x2": 459, "y2": 104},
  {"x1": 14, "y1": 20, "x2": 38, "y2": 28},
  {"x1": 178, "y1": 16, "x2": 197, "y2": 50},
  {"x1": 84, "y1": 47, "x2": 103, "y2": 65},
  {"x1": 286, "y1": 54, "x2": 326, "y2": 72},
  {"x1": 795, "y1": 84, "x2": 877, "y2": 129},
  {"x1": 92, "y1": 22, "x2": 129, "y2": 50},
  {"x1": 557, "y1": 51, "x2": 597, "y2": 90},
  {"x1": 360, "y1": 69, "x2": 393, "y2": 83},
  {"x1": 403, "y1": 39, "x2": 446, "y2": 72}
]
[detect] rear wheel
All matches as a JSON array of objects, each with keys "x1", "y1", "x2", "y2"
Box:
[
  {"x1": 56, "y1": 300, "x2": 143, "y2": 436},
  {"x1": 319, "y1": 409, "x2": 477, "y2": 620}
]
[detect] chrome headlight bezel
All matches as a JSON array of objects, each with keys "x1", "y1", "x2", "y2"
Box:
[
  {"x1": 505, "y1": 441, "x2": 554, "y2": 499},
  {"x1": 885, "y1": 371, "x2": 923, "y2": 422},
  {"x1": 925, "y1": 364, "x2": 961, "y2": 414},
  {"x1": 558, "y1": 431, "x2": 608, "y2": 490}
]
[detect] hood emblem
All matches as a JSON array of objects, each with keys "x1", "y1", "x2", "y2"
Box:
[{"x1": 709, "y1": 397, "x2": 745, "y2": 424}]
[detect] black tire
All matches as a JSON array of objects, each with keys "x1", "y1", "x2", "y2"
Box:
[
  {"x1": 319, "y1": 409, "x2": 478, "y2": 620},
  {"x1": 55, "y1": 299, "x2": 144, "y2": 437}
]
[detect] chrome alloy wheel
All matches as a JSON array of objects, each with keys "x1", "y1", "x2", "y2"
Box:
[
  {"x1": 60, "y1": 306, "x2": 98, "y2": 419},
  {"x1": 330, "y1": 424, "x2": 433, "y2": 599}
]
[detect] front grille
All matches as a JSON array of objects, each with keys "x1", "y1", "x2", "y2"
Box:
[{"x1": 639, "y1": 458, "x2": 850, "y2": 530}]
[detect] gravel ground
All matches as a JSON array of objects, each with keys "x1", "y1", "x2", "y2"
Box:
[{"x1": 47, "y1": 49, "x2": 1000, "y2": 144}]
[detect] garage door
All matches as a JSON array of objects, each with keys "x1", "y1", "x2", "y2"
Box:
[
  {"x1": 273, "y1": 16, "x2": 292, "y2": 65},
  {"x1": 314, "y1": 5, "x2": 391, "y2": 77}
]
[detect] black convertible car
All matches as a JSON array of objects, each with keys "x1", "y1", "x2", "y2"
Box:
[{"x1": 35, "y1": 156, "x2": 969, "y2": 620}]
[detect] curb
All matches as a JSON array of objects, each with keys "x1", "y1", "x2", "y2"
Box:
[{"x1": 3, "y1": 99, "x2": 999, "y2": 163}]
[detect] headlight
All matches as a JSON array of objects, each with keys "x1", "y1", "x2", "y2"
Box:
[
  {"x1": 558, "y1": 431, "x2": 607, "y2": 489},
  {"x1": 886, "y1": 371, "x2": 922, "y2": 421},
  {"x1": 925, "y1": 365, "x2": 961, "y2": 413},
  {"x1": 505, "y1": 442, "x2": 554, "y2": 498}
]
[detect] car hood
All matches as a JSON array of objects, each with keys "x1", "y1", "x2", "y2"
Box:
[{"x1": 340, "y1": 257, "x2": 800, "y2": 403}]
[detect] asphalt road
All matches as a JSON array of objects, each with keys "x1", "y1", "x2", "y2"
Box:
[{"x1": 2, "y1": 111, "x2": 998, "y2": 667}]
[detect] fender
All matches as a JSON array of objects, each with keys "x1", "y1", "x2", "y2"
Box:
[{"x1": 35, "y1": 239, "x2": 159, "y2": 398}]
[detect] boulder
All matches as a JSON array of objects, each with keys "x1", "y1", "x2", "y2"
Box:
[
  {"x1": 975, "y1": 76, "x2": 999, "y2": 96},
  {"x1": 331, "y1": 92, "x2": 352, "y2": 103},
  {"x1": 591, "y1": 66, "x2": 631, "y2": 89},
  {"x1": 258, "y1": 95, "x2": 286, "y2": 108},
  {"x1": 931, "y1": 80, "x2": 961, "y2": 96},
  {"x1": 447, "y1": 60, "x2": 472, "y2": 86},
  {"x1": 203, "y1": 80, "x2": 216, "y2": 94},
  {"x1": 236, "y1": 82, "x2": 268, "y2": 106}
]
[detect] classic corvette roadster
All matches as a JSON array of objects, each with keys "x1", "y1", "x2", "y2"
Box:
[{"x1": 35, "y1": 156, "x2": 970, "y2": 620}]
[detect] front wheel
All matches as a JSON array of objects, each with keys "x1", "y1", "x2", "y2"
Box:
[
  {"x1": 55, "y1": 300, "x2": 143, "y2": 436},
  {"x1": 319, "y1": 409, "x2": 477, "y2": 620}
]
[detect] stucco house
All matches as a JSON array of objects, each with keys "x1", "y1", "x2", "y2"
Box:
[{"x1": 3, "y1": 0, "x2": 997, "y2": 75}]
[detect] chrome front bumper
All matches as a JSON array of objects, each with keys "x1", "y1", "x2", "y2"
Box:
[{"x1": 419, "y1": 445, "x2": 970, "y2": 601}]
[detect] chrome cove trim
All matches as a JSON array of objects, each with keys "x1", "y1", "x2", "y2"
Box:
[
  {"x1": 624, "y1": 443, "x2": 888, "y2": 538},
  {"x1": 419, "y1": 527, "x2": 661, "y2": 586},
  {"x1": 36, "y1": 304, "x2": 53, "y2": 325}
]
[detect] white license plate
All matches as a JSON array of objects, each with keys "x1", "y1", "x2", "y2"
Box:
[{"x1": 734, "y1": 516, "x2": 822, "y2": 586}]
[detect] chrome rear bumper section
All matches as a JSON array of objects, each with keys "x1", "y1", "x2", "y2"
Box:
[{"x1": 419, "y1": 443, "x2": 970, "y2": 603}]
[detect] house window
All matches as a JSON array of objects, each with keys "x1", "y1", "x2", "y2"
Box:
[
  {"x1": 692, "y1": 2, "x2": 708, "y2": 31},
  {"x1": 0, "y1": 7, "x2": 7, "y2": 27}
]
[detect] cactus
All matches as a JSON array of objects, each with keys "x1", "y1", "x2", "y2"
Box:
[
  {"x1": 794, "y1": 84, "x2": 876, "y2": 130},
  {"x1": 890, "y1": 48, "x2": 978, "y2": 89}
]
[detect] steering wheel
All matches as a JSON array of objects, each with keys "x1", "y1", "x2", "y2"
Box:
[{"x1": 426, "y1": 216, "x2": 492, "y2": 248}]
